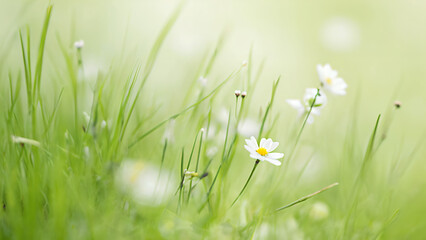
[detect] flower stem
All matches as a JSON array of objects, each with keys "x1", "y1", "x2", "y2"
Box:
[
  {"x1": 286, "y1": 88, "x2": 320, "y2": 162},
  {"x1": 231, "y1": 159, "x2": 260, "y2": 207}
]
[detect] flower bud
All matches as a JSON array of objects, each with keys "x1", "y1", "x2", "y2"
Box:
[
  {"x1": 241, "y1": 91, "x2": 247, "y2": 98},
  {"x1": 394, "y1": 101, "x2": 401, "y2": 109},
  {"x1": 235, "y1": 90, "x2": 241, "y2": 97},
  {"x1": 74, "y1": 40, "x2": 84, "y2": 49}
]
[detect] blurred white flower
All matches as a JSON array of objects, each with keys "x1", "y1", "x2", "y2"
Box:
[
  {"x1": 282, "y1": 217, "x2": 305, "y2": 240},
  {"x1": 216, "y1": 108, "x2": 230, "y2": 126},
  {"x1": 116, "y1": 160, "x2": 175, "y2": 206},
  {"x1": 74, "y1": 40, "x2": 84, "y2": 49},
  {"x1": 287, "y1": 88, "x2": 327, "y2": 124},
  {"x1": 198, "y1": 76, "x2": 207, "y2": 87},
  {"x1": 84, "y1": 146, "x2": 90, "y2": 158},
  {"x1": 254, "y1": 223, "x2": 271, "y2": 239},
  {"x1": 235, "y1": 90, "x2": 241, "y2": 97},
  {"x1": 244, "y1": 136, "x2": 283, "y2": 166},
  {"x1": 206, "y1": 146, "x2": 218, "y2": 158},
  {"x1": 237, "y1": 118, "x2": 260, "y2": 138},
  {"x1": 317, "y1": 64, "x2": 347, "y2": 95},
  {"x1": 309, "y1": 201, "x2": 330, "y2": 220},
  {"x1": 100, "y1": 120, "x2": 107, "y2": 129},
  {"x1": 320, "y1": 17, "x2": 360, "y2": 52}
]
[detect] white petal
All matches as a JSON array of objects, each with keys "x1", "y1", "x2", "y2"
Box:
[
  {"x1": 268, "y1": 141, "x2": 279, "y2": 152},
  {"x1": 307, "y1": 115, "x2": 314, "y2": 124},
  {"x1": 250, "y1": 136, "x2": 259, "y2": 149},
  {"x1": 311, "y1": 108, "x2": 321, "y2": 115},
  {"x1": 259, "y1": 138, "x2": 267, "y2": 148},
  {"x1": 263, "y1": 138, "x2": 272, "y2": 150},
  {"x1": 334, "y1": 77, "x2": 347, "y2": 87},
  {"x1": 264, "y1": 158, "x2": 282, "y2": 166},
  {"x1": 304, "y1": 88, "x2": 318, "y2": 99},
  {"x1": 245, "y1": 137, "x2": 258, "y2": 150},
  {"x1": 250, "y1": 153, "x2": 261, "y2": 160},
  {"x1": 267, "y1": 152, "x2": 284, "y2": 159},
  {"x1": 316, "y1": 93, "x2": 327, "y2": 106},
  {"x1": 244, "y1": 145, "x2": 256, "y2": 154},
  {"x1": 286, "y1": 99, "x2": 304, "y2": 112},
  {"x1": 317, "y1": 64, "x2": 325, "y2": 81}
]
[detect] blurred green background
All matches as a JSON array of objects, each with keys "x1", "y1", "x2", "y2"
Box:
[{"x1": 1, "y1": 0, "x2": 426, "y2": 239}]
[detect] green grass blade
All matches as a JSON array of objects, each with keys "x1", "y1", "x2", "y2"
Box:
[{"x1": 275, "y1": 183, "x2": 339, "y2": 212}]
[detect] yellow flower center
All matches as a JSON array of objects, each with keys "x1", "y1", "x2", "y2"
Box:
[
  {"x1": 326, "y1": 78, "x2": 333, "y2": 84},
  {"x1": 256, "y1": 147, "x2": 268, "y2": 156}
]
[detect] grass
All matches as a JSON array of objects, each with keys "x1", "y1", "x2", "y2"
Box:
[{"x1": 1, "y1": 2, "x2": 425, "y2": 239}]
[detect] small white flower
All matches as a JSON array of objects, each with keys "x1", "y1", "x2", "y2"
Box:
[
  {"x1": 198, "y1": 76, "x2": 207, "y2": 87},
  {"x1": 242, "y1": 60, "x2": 248, "y2": 67},
  {"x1": 317, "y1": 64, "x2": 347, "y2": 95},
  {"x1": 287, "y1": 88, "x2": 327, "y2": 124},
  {"x1": 206, "y1": 146, "x2": 218, "y2": 158},
  {"x1": 235, "y1": 90, "x2": 241, "y2": 97},
  {"x1": 244, "y1": 136, "x2": 284, "y2": 166},
  {"x1": 74, "y1": 40, "x2": 84, "y2": 49}
]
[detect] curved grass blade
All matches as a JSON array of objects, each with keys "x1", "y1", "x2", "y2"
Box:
[{"x1": 275, "y1": 182, "x2": 339, "y2": 212}]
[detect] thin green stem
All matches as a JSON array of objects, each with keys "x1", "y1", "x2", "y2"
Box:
[
  {"x1": 231, "y1": 159, "x2": 260, "y2": 207},
  {"x1": 286, "y1": 88, "x2": 321, "y2": 163}
]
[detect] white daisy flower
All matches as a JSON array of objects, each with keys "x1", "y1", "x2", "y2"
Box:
[
  {"x1": 244, "y1": 136, "x2": 283, "y2": 166},
  {"x1": 317, "y1": 64, "x2": 347, "y2": 95},
  {"x1": 286, "y1": 88, "x2": 327, "y2": 124}
]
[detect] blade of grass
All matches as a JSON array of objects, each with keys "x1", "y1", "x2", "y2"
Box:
[
  {"x1": 33, "y1": 5, "x2": 52, "y2": 104},
  {"x1": 187, "y1": 129, "x2": 204, "y2": 202},
  {"x1": 274, "y1": 182, "x2": 339, "y2": 212},
  {"x1": 258, "y1": 76, "x2": 280, "y2": 139}
]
